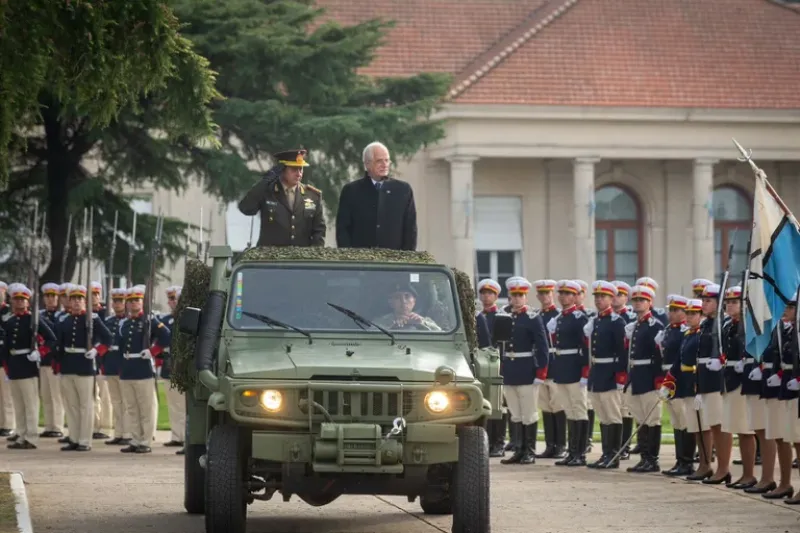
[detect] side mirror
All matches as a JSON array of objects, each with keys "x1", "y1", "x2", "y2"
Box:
[
  {"x1": 492, "y1": 314, "x2": 513, "y2": 344},
  {"x1": 179, "y1": 307, "x2": 202, "y2": 336}
]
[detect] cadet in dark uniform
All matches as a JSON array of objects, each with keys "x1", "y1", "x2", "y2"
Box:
[
  {"x1": 635, "y1": 276, "x2": 668, "y2": 326},
  {"x1": 611, "y1": 280, "x2": 637, "y2": 458},
  {"x1": 0, "y1": 280, "x2": 15, "y2": 437},
  {"x1": 691, "y1": 278, "x2": 713, "y2": 298},
  {"x1": 547, "y1": 280, "x2": 590, "y2": 467},
  {"x1": 238, "y1": 149, "x2": 326, "y2": 247},
  {"x1": 584, "y1": 281, "x2": 627, "y2": 469},
  {"x1": 477, "y1": 278, "x2": 507, "y2": 457},
  {"x1": 102, "y1": 288, "x2": 131, "y2": 446},
  {"x1": 624, "y1": 285, "x2": 665, "y2": 473},
  {"x1": 574, "y1": 279, "x2": 596, "y2": 452},
  {"x1": 38, "y1": 282, "x2": 65, "y2": 438},
  {"x1": 160, "y1": 285, "x2": 185, "y2": 454},
  {"x1": 657, "y1": 294, "x2": 694, "y2": 477},
  {"x1": 534, "y1": 279, "x2": 566, "y2": 459},
  {"x1": 1, "y1": 284, "x2": 57, "y2": 449},
  {"x1": 499, "y1": 278, "x2": 549, "y2": 465}
]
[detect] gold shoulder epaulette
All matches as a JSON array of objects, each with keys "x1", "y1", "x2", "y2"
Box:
[{"x1": 305, "y1": 184, "x2": 321, "y2": 194}]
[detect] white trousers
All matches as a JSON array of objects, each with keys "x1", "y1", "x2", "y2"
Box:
[
  {"x1": 10, "y1": 377, "x2": 39, "y2": 446},
  {"x1": 555, "y1": 383, "x2": 588, "y2": 421},
  {"x1": 538, "y1": 379, "x2": 561, "y2": 413},
  {"x1": 165, "y1": 384, "x2": 186, "y2": 442},
  {"x1": 629, "y1": 390, "x2": 662, "y2": 426},
  {"x1": 105, "y1": 376, "x2": 131, "y2": 439},
  {"x1": 589, "y1": 390, "x2": 622, "y2": 424},
  {"x1": 40, "y1": 366, "x2": 64, "y2": 432},
  {"x1": 94, "y1": 378, "x2": 113, "y2": 432},
  {"x1": 60, "y1": 375, "x2": 95, "y2": 447},
  {"x1": 121, "y1": 379, "x2": 158, "y2": 447},
  {"x1": 503, "y1": 383, "x2": 540, "y2": 425},
  {"x1": 665, "y1": 398, "x2": 688, "y2": 431},
  {"x1": 0, "y1": 368, "x2": 15, "y2": 429}
]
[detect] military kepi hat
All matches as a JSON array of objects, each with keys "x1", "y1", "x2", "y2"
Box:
[{"x1": 275, "y1": 149, "x2": 309, "y2": 168}]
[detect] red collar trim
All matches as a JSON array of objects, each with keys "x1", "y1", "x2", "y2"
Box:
[
  {"x1": 638, "y1": 311, "x2": 652, "y2": 322},
  {"x1": 512, "y1": 305, "x2": 528, "y2": 315},
  {"x1": 483, "y1": 305, "x2": 498, "y2": 314},
  {"x1": 598, "y1": 307, "x2": 613, "y2": 317},
  {"x1": 562, "y1": 305, "x2": 577, "y2": 316}
]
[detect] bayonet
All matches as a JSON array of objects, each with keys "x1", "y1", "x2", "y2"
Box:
[
  {"x1": 128, "y1": 211, "x2": 138, "y2": 288},
  {"x1": 107, "y1": 210, "x2": 119, "y2": 311},
  {"x1": 60, "y1": 213, "x2": 72, "y2": 282}
]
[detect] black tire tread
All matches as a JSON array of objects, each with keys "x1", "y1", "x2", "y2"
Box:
[
  {"x1": 205, "y1": 424, "x2": 246, "y2": 533},
  {"x1": 452, "y1": 425, "x2": 490, "y2": 533}
]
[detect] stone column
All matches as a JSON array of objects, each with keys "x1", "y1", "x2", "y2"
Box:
[
  {"x1": 448, "y1": 155, "x2": 479, "y2": 283},
  {"x1": 692, "y1": 159, "x2": 717, "y2": 281},
  {"x1": 573, "y1": 157, "x2": 599, "y2": 283}
]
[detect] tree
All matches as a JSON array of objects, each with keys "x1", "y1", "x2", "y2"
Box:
[{"x1": 0, "y1": 0, "x2": 450, "y2": 286}]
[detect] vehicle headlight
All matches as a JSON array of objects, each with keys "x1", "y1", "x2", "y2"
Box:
[
  {"x1": 260, "y1": 390, "x2": 283, "y2": 412},
  {"x1": 424, "y1": 391, "x2": 450, "y2": 413},
  {"x1": 240, "y1": 389, "x2": 259, "y2": 408}
]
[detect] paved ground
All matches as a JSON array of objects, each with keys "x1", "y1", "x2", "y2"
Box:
[{"x1": 2, "y1": 430, "x2": 800, "y2": 533}]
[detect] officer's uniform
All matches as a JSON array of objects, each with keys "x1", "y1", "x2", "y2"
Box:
[
  {"x1": 574, "y1": 279, "x2": 598, "y2": 452},
  {"x1": 102, "y1": 288, "x2": 132, "y2": 445},
  {"x1": 547, "y1": 280, "x2": 590, "y2": 466},
  {"x1": 476, "y1": 279, "x2": 506, "y2": 457},
  {"x1": 0, "y1": 280, "x2": 15, "y2": 436},
  {"x1": 1, "y1": 284, "x2": 58, "y2": 449},
  {"x1": 55, "y1": 285, "x2": 113, "y2": 451},
  {"x1": 763, "y1": 317, "x2": 795, "y2": 442},
  {"x1": 719, "y1": 286, "x2": 753, "y2": 437},
  {"x1": 237, "y1": 149, "x2": 326, "y2": 247},
  {"x1": 656, "y1": 294, "x2": 694, "y2": 476},
  {"x1": 499, "y1": 278, "x2": 550, "y2": 465},
  {"x1": 533, "y1": 279, "x2": 567, "y2": 460},
  {"x1": 90, "y1": 281, "x2": 112, "y2": 439},
  {"x1": 624, "y1": 285, "x2": 665, "y2": 473},
  {"x1": 38, "y1": 282, "x2": 65, "y2": 437},
  {"x1": 584, "y1": 281, "x2": 627, "y2": 469},
  {"x1": 160, "y1": 285, "x2": 186, "y2": 451},
  {"x1": 611, "y1": 280, "x2": 637, "y2": 457},
  {"x1": 636, "y1": 277, "x2": 668, "y2": 325},
  {"x1": 692, "y1": 283, "x2": 725, "y2": 434},
  {"x1": 691, "y1": 278, "x2": 713, "y2": 298},
  {"x1": 116, "y1": 285, "x2": 171, "y2": 453}
]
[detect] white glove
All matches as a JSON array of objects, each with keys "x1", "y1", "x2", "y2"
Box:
[
  {"x1": 579, "y1": 377, "x2": 588, "y2": 388},
  {"x1": 658, "y1": 386, "x2": 671, "y2": 400},
  {"x1": 749, "y1": 367, "x2": 763, "y2": 381},
  {"x1": 534, "y1": 378, "x2": 545, "y2": 386},
  {"x1": 767, "y1": 374, "x2": 782, "y2": 388},
  {"x1": 139, "y1": 349, "x2": 153, "y2": 360},
  {"x1": 546, "y1": 317, "x2": 557, "y2": 335},
  {"x1": 734, "y1": 360, "x2": 745, "y2": 374},
  {"x1": 27, "y1": 350, "x2": 41, "y2": 363},
  {"x1": 84, "y1": 348, "x2": 98, "y2": 360},
  {"x1": 694, "y1": 394, "x2": 703, "y2": 411},
  {"x1": 616, "y1": 383, "x2": 625, "y2": 391},
  {"x1": 705, "y1": 358, "x2": 723, "y2": 372},
  {"x1": 787, "y1": 379, "x2": 800, "y2": 392}
]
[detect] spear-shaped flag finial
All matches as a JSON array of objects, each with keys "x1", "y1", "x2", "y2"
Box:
[{"x1": 732, "y1": 138, "x2": 767, "y2": 179}]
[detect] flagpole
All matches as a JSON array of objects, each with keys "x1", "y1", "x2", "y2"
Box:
[{"x1": 732, "y1": 139, "x2": 798, "y2": 225}]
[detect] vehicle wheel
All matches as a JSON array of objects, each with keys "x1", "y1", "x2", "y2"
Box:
[
  {"x1": 452, "y1": 425, "x2": 490, "y2": 533},
  {"x1": 205, "y1": 424, "x2": 247, "y2": 533},
  {"x1": 184, "y1": 443, "x2": 206, "y2": 514}
]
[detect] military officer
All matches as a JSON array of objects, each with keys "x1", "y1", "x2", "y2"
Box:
[
  {"x1": 499, "y1": 278, "x2": 549, "y2": 465},
  {"x1": 584, "y1": 281, "x2": 627, "y2": 469},
  {"x1": 38, "y1": 282, "x2": 65, "y2": 438},
  {"x1": 160, "y1": 285, "x2": 185, "y2": 454},
  {"x1": 1, "y1": 284, "x2": 57, "y2": 449},
  {"x1": 476, "y1": 278, "x2": 506, "y2": 457},
  {"x1": 0, "y1": 280, "x2": 15, "y2": 437},
  {"x1": 102, "y1": 288, "x2": 131, "y2": 446},
  {"x1": 117, "y1": 285, "x2": 171, "y2": 454},
  {"x1": 656, "y1": 294, "x2": 695, "y2": 477},
  {"x1": 55, "y1": 284, "x2": 113, "y2": 451},
  {"x1": 547, "y1": 280, "x2": 590, "y2": 466},
  {"x1": 534, "y1": 279, "x2": 567, "y2": 459},
  {"x1": 623, "y1": 285, "x2": 665, "y2": 473},
  {"x1": 237, "y1": 148, "x2": 326, "y2": 247}
]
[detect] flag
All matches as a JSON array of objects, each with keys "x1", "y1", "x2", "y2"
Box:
[{"x1": 744, "y1": 174, "x2": 800, "y2": 360}]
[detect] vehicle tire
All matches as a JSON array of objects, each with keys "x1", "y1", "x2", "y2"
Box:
[
  {"x1": 205, "y1": 424, "x2": 247, "y2": 533},
  {"x1": 452, "y1": 425, "x2": 490, "y2": 533},
  {"x1": 420, "y1": 494, "x2": 452, "y2": 515},
  {"x1": 184, "y1": 443, "x2": 206, "y2": 514}
]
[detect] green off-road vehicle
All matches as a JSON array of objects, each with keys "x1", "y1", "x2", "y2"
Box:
[{"x1": 175, "y1": 246, "x2": 505, "y2": 533}]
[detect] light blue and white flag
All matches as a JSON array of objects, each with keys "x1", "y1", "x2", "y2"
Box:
[{"x1": 744, "y1": 171, "x2": 800, "y2": 360}]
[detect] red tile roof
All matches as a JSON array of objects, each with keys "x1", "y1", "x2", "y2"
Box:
[{"x1": 315, "y1": 0, "x2": 800, "y2": 109}]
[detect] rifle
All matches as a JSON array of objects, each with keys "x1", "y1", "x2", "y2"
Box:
[
  {"x1": 60, "y1": 213, "x2": 72, "y2": 282},
  {"x1": 77, "y1": 209, "x2": 87, "y2": 281},
  {"x1": 31, "y1": 210, "x2": 44, "y2": 353},
  {"x1": 717, "y1": 231, "x2": 737, "y2": 364},
  {"x1": 26, "y1": 201, "x2": 39, "y2": 288},
  {"x1": 107, "y1": 210, "x2": 119, "y2": 311},
  {"x1": 84, "y1": 208, "x2": 95, "y2": 360},
  {"x1": 197, "y1": 207, "x2": 203, "y2": 259},
  {"x1": 144, "y1": 212, "x2": 164, "y2": 393},
  {"x1": 127, "y1": 211, "x2": 137, "y2": 288}
]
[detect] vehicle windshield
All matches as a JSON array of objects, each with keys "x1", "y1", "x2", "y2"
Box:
[{"x1": 228, "y1": 265, "x2": 460, "y2": 334}]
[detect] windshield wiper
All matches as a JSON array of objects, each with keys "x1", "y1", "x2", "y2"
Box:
[
  {"x1": 241, "y1": 311, "x2": 312, "y2": 344},
  {"x1": 327, "y1": 302, "x2": 396, "y2": 345}
]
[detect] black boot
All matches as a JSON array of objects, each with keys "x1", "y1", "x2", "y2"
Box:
[
  {"x1": 640, "y1": 425, "x2": 661, "y2": 473},
  {"x1": 755, "y1": 435, "x2": 762, "y2": 465},
  {"x1": 604, "y1": 423, "x2": 623, "y2": 469},
  {"x1": 673, "y1": 429, "x2": 696, "y2": 476},
  {"x1": 520, "y1": 423, "x2": 537, "y2": 464},
  {"x1": 586, "y1": 409, "x2": 595, "y2": 453},
  {"x1": 502, "y1": 413, "x2": 514, "y2": 451},
  {"x1": 535, "y1": 412, "x2": 556, "y2": 458},
  {"x1": 627, "y1": 424, "x2": 650, "y2": 472},
  {"x1": 621, "y1": 417, "x2": 633, "y2": 460},
  {"x1": 555, "y1": 419, "x2": 576, "y2": 466},
  {"x1": 501, "y1": 422, "x2": 525, "y2": 464},
  {"x1": 663, "y1": 429, "x2": 683, "y2": 476},
  {"x1": 629, "y1": 423, "x2": 646, "y2": 455},
  {"x1": 552, "y1": 411, "x2": 568, "y2": 459},
  {"x1": 588, "y1": 424, "x2": 608, "y2": 468},
  {"x1": 489, "y1": 419, "x2": 505, "y2": 457},
  {"x1": 567, "y1": 419, "x2": 588, "y2": 466}
]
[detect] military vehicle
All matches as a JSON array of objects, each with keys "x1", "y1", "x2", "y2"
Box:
[{"x1": 177, "y1": 246, "x2": 506, "y2": 533}]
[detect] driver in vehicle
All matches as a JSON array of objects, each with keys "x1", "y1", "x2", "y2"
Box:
[{"x1": 374, "y1": 284, "x2": 441, "y2": 331}]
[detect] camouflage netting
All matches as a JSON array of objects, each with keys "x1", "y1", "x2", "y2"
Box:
[{"x1": 170, "y1": 247, "x2": 478, "y2": 393}]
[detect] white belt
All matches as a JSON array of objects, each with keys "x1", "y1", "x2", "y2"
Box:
[
  {"x1": 782, "y1": 363, "x2": 794, "y2": 371},
  {"x1": 162, "y1": 347, "x2": 170, "y2": 354},
  {"x1": 631, "y1": 359, "x2": 652, "y2": 367},
  {"x1": 557, "y1": 349, "x2": 579, "y2": 355},
  {"x1": 662, "y1": 364, "x2": 672, "y2": 371},
  {"x1": 743, "y1": 357, "x2": 755, "y2": 363},
  {"x1": 725, "y1": 360, "x2": 738, "y2": 367},
  {"x1": 762, "y1": 362, "x2": 774, "y2": 369},
  {"x1": 504, "y1": 351, "x2": 533, "y2": 358},
  {"x1": 10, "y1": 349, "x2": 30, "y2": 356},
  {"x1": 548, "y1": 347, "x2": 557, "y2": 354},
  {"x1": 591, "y1": 357, "x2": 615, "y2": 364},
  {"x1": 110, "y1": 345, "x2": 119, "y2": 351},
  {"x1": 697, "y1": 357, "x2": 711, "y2": 364},
  {"x1": 64, "y1": 347, "x2": 86, "y2": 354}
]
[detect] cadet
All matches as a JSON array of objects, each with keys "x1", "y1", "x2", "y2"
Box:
[
  {"x1": 0, "y1": 281, "x2": 9, "y2": 318},
  {"x1": 691, "y1": 278, "x2": 712, "y2": 297},
  {"x1": 477, "y1": 278, "x2": 506, "y2": 457},
  {"x1": 90, "y1": 281, "x2": 107, "y2": 320},
  {"x1": 55, "y1": 283, "x2": 71, "y2": 318},
  {"x1": 499, "y1": 278, "x2": 549, "y2": 465},
  {"x1": 624, "y1": 285, "x2": 665, "y2": 473},
  {"x1": 656, "y1": 294, "x2": 694, "y2": 477},
  {"x1": 1, "y1": 284, "x2": 57, "y2": 449},
  {"x1": 160, "y1": 285, "x2": 185, "y2": 454},
  {"x1": 547, "y1": 280, "x2": 590, "y2": 467},
  {"x1": 534, "y1": 279, "x2": 567, "y2": 459},
  {"x1": 102, "y1": 288, "x2": 132, "y2": 446},
  {"x1": 56, "y1": 284, "x2": 113, "y2": 451},
  {"x1": 0, "y1": 280, "x2": 14, "y2": 437},
  {"x1": 574, "y1": 279, "x2": 597, "y2": 451},
  {"x1": 90, "y1": 281, "x2": 112, "y2": 440},
  {"x1": 584, "y1": 281, "x2": 627, "y2": 469},
  {"x1": 117, "y1": 285, "x2": 171, "y2": 454},
  {"x1": 611, "y1": 280, "x2": 637, "y2": 458},
  {"x1": 635, "y1": 277, "x2": 668, "y2": 325},
  {"x1": 238, "y1": 148, "x2": 326, "y2": 247},
  {"x1": 38, "y1": 282, "x2": 65, "y2": 438}
]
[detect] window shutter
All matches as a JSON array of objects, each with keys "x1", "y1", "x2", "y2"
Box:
[{"x1": 474, "y1": 197, "x2": 523, "y2": 250}]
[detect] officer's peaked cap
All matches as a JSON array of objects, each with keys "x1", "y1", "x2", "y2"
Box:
[
  {"x1": 630, "y1": 285, "x2": 655, "y2": 302},
  {"x1": 556, "y1": 280, "x2": 581, "y2": 294},
  {"x1": 591, "y1": 280, "x2": 617, "y2": 297},
  {"x1": 477, "y1": 279, "x2": 501, "y2": 294},
  {"x1": 636, "y1": 277, "x2": 658, "y2": 291},
  {"x1": 274, "y1": 149, "x2": 310, "y2": 168},
  {"x1": 506, "y1": 277, "x2": 531, "y2": 294},
  {"x1": 611, "y1": 280, "x2": 632, "y2": 295},
  {"x1": 8, "y1": 283, "x2": 31, "y2": 299}
]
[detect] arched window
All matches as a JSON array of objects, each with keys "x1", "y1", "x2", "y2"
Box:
[
  {"x1": 713, "y1": 186, "x2": 752, "y2": 273},
  {"x1": 595, "y1": 185, "x2": 643, "y2": 286}
]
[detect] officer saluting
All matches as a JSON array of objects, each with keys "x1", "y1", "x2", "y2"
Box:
[
  {"x1": 499, "y1": 277, "x2": 549, "y2": 465},
  {"x1": 238, "y1": 148, "x2": 326, "y2": 247}
]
